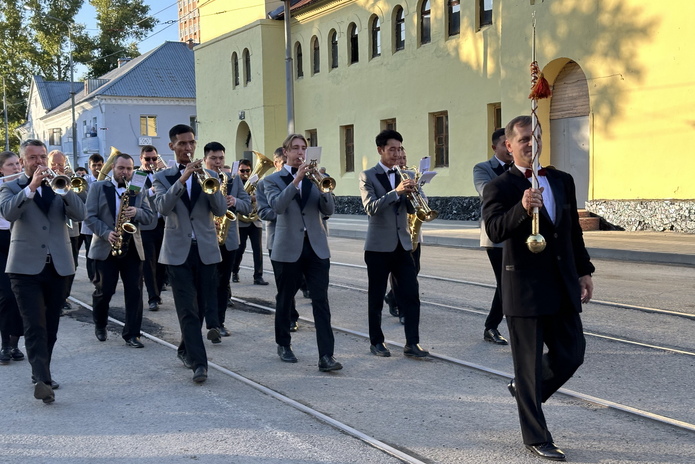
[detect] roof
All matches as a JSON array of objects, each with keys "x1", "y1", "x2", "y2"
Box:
[
  {"x1": 45, "y1": 41, "x2": 195, "y2": 117},
  {"x1": 267, "y1": 0, "x2": 322, "y2": 19},
  {"x1": 33, "y1": 75, "x2": 79, "y2": 113}
]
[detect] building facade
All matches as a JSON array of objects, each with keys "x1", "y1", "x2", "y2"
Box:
[{"x1": 194, "y1": 0, "x2": 695, "y2": 231}]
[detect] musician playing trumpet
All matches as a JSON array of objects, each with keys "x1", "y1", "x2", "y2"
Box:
[{"x1": 85, "y1": 153, "x2": 154, "y2": 348}]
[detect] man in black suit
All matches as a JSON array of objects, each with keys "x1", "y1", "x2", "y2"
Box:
[{"x1": 482, "y1": 115, "x2": 594, "y2": 461}]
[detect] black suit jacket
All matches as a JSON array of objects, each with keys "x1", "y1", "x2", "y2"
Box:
[{"x1": 481, "y1": 167, "x2": 594, "y2": 317}]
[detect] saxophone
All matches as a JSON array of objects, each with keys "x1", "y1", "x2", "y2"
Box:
[
  {"x1": 215, "y1": 170, "x2": 237, "y2": 245},
  {"x1": 398, "y1": 166, "x2": 438, "y2": 251},
  {"x1": 112, "y1": 183, "x2": 137, "y2": 256}
]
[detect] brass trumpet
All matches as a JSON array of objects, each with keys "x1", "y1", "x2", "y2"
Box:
[
  {"x1": 394, "y1": 165, "x2": 438, "y2": 222},
  {"x1": 301, "y1": 159, "x2": 336, "y2": 193},
  {"x1": 187, "y1": 153, "x2": 220, "y2": 194},
  {"x1": 43, "y1": 168, "x2": 72, "y2": 196},
  {"x1": 63, "y1": 156, "x2": 88, "y2": 194}
]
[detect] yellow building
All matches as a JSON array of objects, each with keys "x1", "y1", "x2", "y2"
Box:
[{"x1": 194, "y1": 0, "x2": 695, "y2": 231}]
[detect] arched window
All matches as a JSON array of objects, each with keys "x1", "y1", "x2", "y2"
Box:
[
  {"x1": 296, "y1": 42, "x2": 304, "y2": 78},
  {"x1": 448, "y1": 0, "x2": 460, "y2": 37},
  {"x1": 312, "y1": 36, "x2": 320, "y2": 74},
  {"x1": 394, "y1": 7, "x2": 405, "y2": 52},
  {"x1": 370, "y1": 15, "x2": 381, "y2": 58},
  {"x1": 348, "y1": 23, "x2": 359, "y2": 64},
  {"x1": 421, "y1": 0, "x2": 431, "y2": 45},
  {"x1": 231, "y1": 52, "x2": 239, "y2": 87},
  {"x1": 329, "y1": 29, "x2": 338, "y2": 69},
  {"x1": 242, "y1": 48, "x2": 251, "y2": 84}
]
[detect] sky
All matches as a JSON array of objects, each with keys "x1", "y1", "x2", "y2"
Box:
[{"x1": 74, "y1": 0, "x2": 180, "y2": 75}]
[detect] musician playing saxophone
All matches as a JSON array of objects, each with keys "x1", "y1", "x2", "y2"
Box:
[
  {"x1": 203, "y1": 142, "x2": 251, "y2": 337},
  {"x1": 85, "y1": 153, "x2": 155, "y2": 348}
]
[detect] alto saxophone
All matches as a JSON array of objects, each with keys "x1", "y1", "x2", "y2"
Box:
[
  {"x1": 112, "y1": 183, "x2": 137, "y2": 256},
  {"x1": 215, "y1": 170, "x2": 236, "y2": 245}
]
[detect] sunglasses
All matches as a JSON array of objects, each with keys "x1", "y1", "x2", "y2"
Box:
[
  {"x1": 239, "y1": 169, "x2": 251, "y2": 173},
  {"x1": 142, "y1": 157, "x2": 158, "y2": 161}
]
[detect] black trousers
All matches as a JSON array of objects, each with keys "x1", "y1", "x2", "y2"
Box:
[
  {"x1": 167, "y1": 243, "x2": 219, "y2": 370},
  {"x1": 233, "y1": 224, "x2": 263, "y2": 279},
  {"x1": 82, "y1": 234, "x2": 96, "y2": 282},
  {"x1": 269, "y1": 248, "x2": 299, "y2": 323},
  {"x1": 9, "y1": 262, "x2": 70, "y2": 384},
  {"x1": 387, "y1": 245, "x2": 421, "y2": 305},
  {"x1": 0, "y1": 230, "x2": 22, "y2": 341},
  {"x1": 217, "y1": 245, "x2": 236, "y2": 325},
  {"x1": 365, "y1": 243, "x2": 420, "y2": 346},
  {"x1": 141, "y1": 219, "x2": 166, "y2": 304},
  {"x1": 484, "y1": 247, "x2": 504, "y2": 330},
  {"x1": 271, "y1": 237, "x2": 334, "y2": 357},
  {"x1": 92, "y1": 244, "x2": 144, "y2": 340},
  {"x1": 506, "y1": 307, "x2": 585, "y2": 445}
]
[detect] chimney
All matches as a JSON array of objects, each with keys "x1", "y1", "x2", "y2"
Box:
[{"x1": 117, "y1": 58, "x2": 132, "y2": 68}]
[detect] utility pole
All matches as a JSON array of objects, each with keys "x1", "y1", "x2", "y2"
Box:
[
  {"x1": 3, "y1": 76, "x2": 9, "y2": 151},
  {"x1": 283, "y1": 0, "x2": 295, "y2": 135}
]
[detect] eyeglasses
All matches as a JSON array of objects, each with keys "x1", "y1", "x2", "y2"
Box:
[
  {"x1": 142, "y1": 157, "x2": 158, "y2": 161},
  {"x1": 239, "y1": 169, "x2": 251, "y2": 173}
]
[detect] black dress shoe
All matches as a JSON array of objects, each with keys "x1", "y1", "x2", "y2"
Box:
[
  {"x1": 177, "y1": 352, "x2": 193, "y2": 369},
  {"x1": 126, "y1": 337, "x2": 145, "y2": 348},
  {"x1": 318, "y1": 355, "x2": 343, "y2": 372},
  {"x1": 508, "y1": 379, "x2": 516, "y2": 398},
  {"x1": 0, "y1": 347, "x2": 10, "y2": 364},
  {"x1": 148, "y1": 301, "x2": 159, "y2": 311},
  {"x1": 62, "y1": 301, "x2": 72, "y2": 310},
  {"x1": 484, "y1": 328, "x2": 509, "y2": 345},
  {"x1": 370, "y1": 343, "x2": 391, "y2": 357},
  {"x1": 207, "y1": 327, "x2": 222, "y2": 344},
  {"x1": 289, "y1": 321, "x2": 299, "y2": 332},
  {"x1": 95, "y1": 327, "x2": 107, "y2": 342},
  {"x1": 232, "y1": 273, "x2": 240, "y2": 283},
  {"x1": 34, "y1": 381, "x2": 55, "y2": 404},
  {"x1": 10, "y1": 347, "x2": 25, "y2": 360},
  {"x1": 253, "y1": 277, "x2": 269, "y2": 285},
  {"x1": 32, "y1": 377, "x2": 60, "y2": 389},
  {"x1": 384, "y1": 292, "x2": 399, "y2": 317},
  {"x1": 192, "y1": 366, "x2": 208, "y2": 383},
  {"x1": 219, "y1": 325, "x2": 231, "y2": 337},
  {"x1": 525, "y1": 442, "x2": 566, "y2": 461},
  {"x1": 277, "y1": 345, "x2": 298, "y2": 363},
  {"x1": 227, "y1": 297, "x2": 235, "y2": 308},
  {"x1": 404, "y1": 344, "x2": 429, "y2": 358}
]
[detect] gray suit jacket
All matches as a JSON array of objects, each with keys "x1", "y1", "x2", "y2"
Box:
[
  {"x1": 262, "y1": 170, "x2": 333, "y2": 263},
  {"x1": 221, "y1": 174, "x2": 252, "y2": 251},
  {"x1": 85, "y1": 181, "x2": 155, "y2": 261},
  {"x1": 473, "y1": 157, "x2": 508, "y2": 248},
  {"x1": 0, "y1": 173, "x2": 86, "y2": 276},
  {"x1": 153, "y1": 166, "x2": 227, "y2": 265},
  {"x1": 256, "y1": 177, "x2": 277, "y2": 250},
  {"x1": 359, "y1": 164, "x2": 415, "y2": 252}
]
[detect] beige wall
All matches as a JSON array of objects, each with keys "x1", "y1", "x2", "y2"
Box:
[{"x1": 197, "y1": 0, "x2": 695, "y2": 199}]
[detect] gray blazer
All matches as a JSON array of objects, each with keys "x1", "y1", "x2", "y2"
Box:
[
  {"x1": 262, "y1": 170, "x2": 333, "y2": 263},
  {"x1": 221, "y1": 174, "x2": 252, "y2": 251},
  {"x1": 138, "y1": 173, "x2": 160, "y2": 232},
  {"x1": 85, "y1": 181, "x2": 155, "y2": 261},
  {"x1": 359, "y1": 164, "x2": 415, "y2": 252},
  {"x1": 473, "y1": 157, "x2": 507, "y2": 248},
  {"x1": 152, "y1": 166, "x2": 227, "y2": 266},
  {"x1": 256, "y1": 177, "x2": 277, "y2": 250},
  {"x1": 0, "y1": 173, "x2": 86, "y2": 276}
]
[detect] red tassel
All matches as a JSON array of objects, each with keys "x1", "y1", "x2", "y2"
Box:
[{"x1": 529, "y1": 72, "x2": 552, "y2": 99}]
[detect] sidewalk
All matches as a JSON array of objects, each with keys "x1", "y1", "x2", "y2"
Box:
[{"x1": 328, "y1": 214, "x2": 695, "y2": 266}]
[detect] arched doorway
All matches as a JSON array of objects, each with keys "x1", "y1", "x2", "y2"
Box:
[
  {"x1": 549, "y1": 61, "x2": 590, "y2": 207},
  {"x1": 235, "y1": 121, "x2": 253, "y2": 161}
]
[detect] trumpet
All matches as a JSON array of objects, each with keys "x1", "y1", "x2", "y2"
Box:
[
  {"x1": 187, "y1": 153, "x2": 220, "y2": 194},
  {"x1": 63, "y1": 157, "x2": 88, "y2": 194},
  {"x1": 43, "y1": 168, "x2": 72, "y2": 196},
  {"x1": 146, "y1": 154, "x2": 168, "y2": 172},
  {"x1": 301, "y1": 158, "x2": 336, "y2": 193},
  {"x1": 394, "y1": 165, "x2": 438, "y2": 222}
]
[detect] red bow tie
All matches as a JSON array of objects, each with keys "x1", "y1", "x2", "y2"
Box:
[{"x1": 525, "y1": 168, "x2": 547, "y2": 178}]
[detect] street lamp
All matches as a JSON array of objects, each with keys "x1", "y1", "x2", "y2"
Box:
[{"x1": 24, "y1": 6, "x2": 78, "y2": 167}]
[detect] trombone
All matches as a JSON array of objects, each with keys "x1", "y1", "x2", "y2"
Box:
[{"x1": 187, "y1": 153, "x2": 220, "y2": 194}]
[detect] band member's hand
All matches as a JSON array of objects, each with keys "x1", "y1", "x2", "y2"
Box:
[
  {"x1": 522, "y1": 187, "x2": 544, "y2": 215},
  {"x1": 396, "y1": 178, "x2": 415, "y2": 195},
  {"x1": 579, "y1": 275, "x2": 593, "y2": 304},
  {"x1": 124, "y1": 206, "x2": 137, "y2": 219},
  {"x1": 29, "y1": 166, "x2": 49, "y2": 192},
  {"x1": 180, "y1": 158, "x2": 200, "y2": 183},
  {"x1": 292, "y1": 161, "x2": 311, "y2": 186},
  {"x1": 226, "y1": 195, "x2": 236, "y2": 208},
  {"x1": 108, "y1": 231, "x2": 119, "y2": 244}
]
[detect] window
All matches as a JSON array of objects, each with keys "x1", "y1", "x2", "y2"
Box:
[
  {"x1": 49, "y1": 128, "x2": 62, "y2": 146},
  {"x1": 348, "y1": 23, "x2": 359, "y2": 64},
  {"x1": 421, "y1": 0, "x2": 431, "y2": 45},
  {"x1": 189, "y1": 116, "x2": 197, "y2": 133},
  {"x1": 342, "y1": 125, "x2": 354, "y2": 173},
  {"x1": 431, "y1": 111, "x2": 449, "y2": 167},
  {"x1": 394, "y1": 7, "x2": 405, "y2": 52},
  {"x1": 381, "y1": 118, "x2": 397, "y2": 131},
  {"x1": 82, "y1": 120, "x2": 88, "y2": 136},
  {"x1": 232, "y1": 52, "x2": 239, "y2": 87},
  {"x1": 330, "y1": 30, "x2": 338, "y2": 69},
  {"x1": 479, "y1": 0, "x2": 493, "y2": 29},
  {"x1": 312, "y1": 36, "x2": 320, "y2": 74},
  {"x1": 306, "y1": 129, "x2": 318, "y2": 147},
  {"x1": 296, "y1": 42, "x2": 304, "y2": 79},
  {"x1": 448, "y1": 0, "x2": 461, "y2": 37},
  {"x1": 140, "y1": 116, "x2": 157, "y2": 137},
  {"x1": 370, "y1": 15, "x2": 381, "y2": 58},
  {"x1": 243, "y1": 48, "x2": 251, "y2": 84}
]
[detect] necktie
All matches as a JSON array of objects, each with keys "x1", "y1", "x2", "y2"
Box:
[{"x1": 525, "y1": 168, "x2": 547, "y2": 178}]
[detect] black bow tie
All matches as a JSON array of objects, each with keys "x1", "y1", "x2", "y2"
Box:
[
  {"x1": 178, "y1": 164, "x2": 187, "y2": 171},
  {"x1": 117, "y1": 183, "x2": 127, "y2": 189},
  {"x1": 291, "y1": 167, "x2": 298, "y2": 175},
  {"x1": 387, "y1": 168, "x2": 397, "y2": 175}
]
